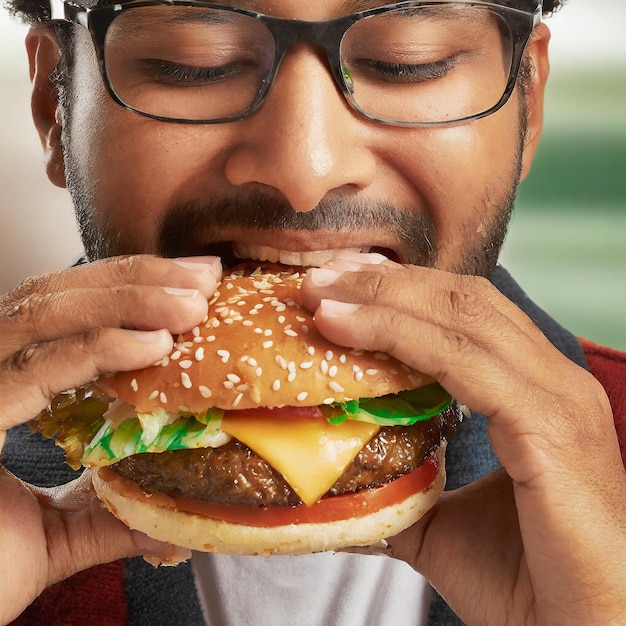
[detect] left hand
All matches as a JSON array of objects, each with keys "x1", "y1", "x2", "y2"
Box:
[{"x1": 301, "y1": 251, "x2": 626, "y2": 626}]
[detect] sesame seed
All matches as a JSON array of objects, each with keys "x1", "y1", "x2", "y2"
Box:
[
  {"x1": 323, "y1": 397, "x2": 335, "y2": 405},
  {"x1": 288, "y1": 371, "x2": 297, "y2": 383},
  {"x1": 307, "y1": 346, "x2": 315, "y2": 356},
  {"x1": 247, "y1": 357, "x2": 258, "y2": 367},
  {"x1": 355, "y1": 370, "x2": 364, "y2": 382},
  {"x1": 242, "y1": 320, "x2": 254, "y2": 327},
  {"x1": 328, "y1": 365, "x2": 338, "y2": 378},
  {"x1": 300, "y1": 361, "x2": 313, "y2": 369},
  {"x1": 160, "y1": 392, "x2": 168, "y2": 404},
  {"x1": 181, "y1": 372, "x2": 192, "y2": 389},
  {"x1": 254, "y1": 328, "x2": 263, "y2": 334},
  {"x1": 223, "y1": 318, "x2": 234, "y2": 325},
  {"x1": 295, "y1": 316, "x2": 306, "y2": 323},
  {"x1": 276, "y1": 355, "x2": 288, "y2": 369},
  {"x1": 375, "y1": 352, "x2": 390, "y2": 360},
  {"x1": 171, "y1": 350, "x2": 181, "y2": 361},
  {"x1": 217, "y1": 350, "x2": 230, "y2": 363},
  {"x1": 233, "y1": 393, "x2": 244, "y2": 407},
  {"x1": 149, "y1": 390, "x2": 159, "y2": 400},
  {"x1": 366, "y1": 369, "x2": 378, "y2": 375},
  {"x1": 179, "y1": 360, "x2": 193, "y2": 369},
  {"x1": 206, "y1": 335, "x2": 216, "y2": 342},
  {"x1": 195, "y1": 347, "x2": 205, "y2": 361},
  {"x1": 284, "y1": 329, "x2": 298, "y2": 337},
  {"x1": 227, "y1": 373, "x2": 241, "y2": 383},
  {"x1": 297, "y1": 391, "x2": 308, "y2": 402},
  {"x1": 325, "y1": 350, "x2": 334, "y2": 361},
  {"x1": 192, "y1": 326, "x2": 200, "y2": 337},
  {"x1": 339, "y1": 354, "x2": 347, "y2": 363},
  {"x1": 272, "y1": 379, "x2": 281, "y2": 391},
  {"x1": 320, "y1": 360, "x2": 329, "y2": 375},
  {"x1": 130, "y1": 378, "x2": 138, "y2": 392},
  {"x1": 329, "y1": 381, "x2": 345, "y2": 393},
  {"x1": 263, "y1": 340, "x2": 274, "y2": 349},
  {"x1": 255, "y1": 367, "x2": 263, "y2": 377},
  {"x1": 264, "y1": 329, "x2": 272, "y2": 336},
  {"x1": 409, "y1": 374, "x2": 423, "y2": 387},
  {"x1": 278, "y1": 315, "x2": 286, "y2": 324},
  {"x1": 199, "y1": 386, "x2": 212, "y2": 398},
  {"x1": 160, "y1": 356, "x2": 170, "y2": 368},
  {"x1": 350, "y1": 349, "x2": 364, "y2": 356},
  {"x1": 301, "y1": 325, "x2": 309, "y2": 334},
  {"x1": 193, "y1": 336, "x2": 203, "y2": 343}
]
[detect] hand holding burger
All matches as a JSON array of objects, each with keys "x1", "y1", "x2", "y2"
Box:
[{"x1": 34, "y1": 263, "x2": 460, "y2": 556}]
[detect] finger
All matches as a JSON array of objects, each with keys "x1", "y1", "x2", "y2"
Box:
[
  {"x1": 0, "y1": 327, "x2": 173, "y2": 431},
  {"x1": 3, "y1": 254, "x2": 221, "y2": 306},
  {"x1": 36, "y1": 472, "x2": 190, "y2": 587},
  {"x1": 1, "y1": 284, "x2": 212, "y2": 355}
]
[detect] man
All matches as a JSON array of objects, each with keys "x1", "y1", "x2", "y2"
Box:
[{"x1": 1, "y1": 0, "x2": 625, "y2": 624}]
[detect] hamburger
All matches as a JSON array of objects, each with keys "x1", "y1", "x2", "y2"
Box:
[{"x1": 33, "y1": 263, "x2": 460, "y2": 556}]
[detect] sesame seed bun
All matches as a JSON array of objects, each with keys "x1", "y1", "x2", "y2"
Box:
[{"x1": 100, "y1": 264, "x2": 434, "y2": 413}]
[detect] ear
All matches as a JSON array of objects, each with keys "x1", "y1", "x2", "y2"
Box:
[
  {"x1": 520, "y1": 23, "x2": 551, "y2": 181},
  {"x1": 26, "y1": 25, "x2": 67, "y2": 189}
]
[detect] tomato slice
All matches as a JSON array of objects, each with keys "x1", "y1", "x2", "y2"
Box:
[{"x1": 172, "y1": 453, "x2": 439, "y2": 527}]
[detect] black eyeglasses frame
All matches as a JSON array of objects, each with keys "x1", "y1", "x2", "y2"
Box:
[{"x1": 49, "y1": 0, "x2": 543, "y2": 126}]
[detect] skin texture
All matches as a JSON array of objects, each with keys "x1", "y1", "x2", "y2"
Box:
[{"x1": 1, "y1": 1, "x2": 625, "y2": 623}]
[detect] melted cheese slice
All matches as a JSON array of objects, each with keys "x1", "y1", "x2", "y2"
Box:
[{"x1": 221, "y1": 415, "x2": 379, "y2": 506}]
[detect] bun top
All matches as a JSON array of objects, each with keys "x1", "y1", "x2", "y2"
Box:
[{"x1": 102, "y1": 264, "x2": 432, "y2": 413}]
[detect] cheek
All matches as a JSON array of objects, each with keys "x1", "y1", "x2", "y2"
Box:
[{"x1": 389, "y1": 107, "x2": 521, "y2": 234}]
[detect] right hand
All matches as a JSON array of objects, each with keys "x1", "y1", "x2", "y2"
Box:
[{"x1": 0, "y1": 254, "x2": 221, "y2": 625}]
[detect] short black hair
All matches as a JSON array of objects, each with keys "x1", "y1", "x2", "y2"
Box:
[{"x1": 6, "y1": 0, "x2": 567, "y2": 24}]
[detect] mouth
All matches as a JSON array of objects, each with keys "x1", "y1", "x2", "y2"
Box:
[{"x1": 201, "y1": 241, "x2": 401, "y2": 268}]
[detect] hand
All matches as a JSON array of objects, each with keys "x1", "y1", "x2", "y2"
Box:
[
  {"x1": 0, "y1": 255, "x2": 221, "y2": 625},
  {"x1": 301, "y1": 251, "x2": 626, "y2": 626}
]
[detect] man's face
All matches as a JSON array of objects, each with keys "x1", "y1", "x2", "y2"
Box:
[{"x1": 39, "y1": 1, "x2": 549, "y2": 276}]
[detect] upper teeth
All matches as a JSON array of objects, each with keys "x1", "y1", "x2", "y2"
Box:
[{"x1": 234, "y1": 244, "x2": 370, "y2": 267}]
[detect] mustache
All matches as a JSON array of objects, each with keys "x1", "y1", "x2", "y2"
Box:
[{"x1": 157, "y1": 191, "x2": 437, "y2": 264}]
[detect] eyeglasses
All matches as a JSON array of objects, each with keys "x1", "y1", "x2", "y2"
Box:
[{"x1": 49, "y1": 0, "x2": 542, "y2": 126}]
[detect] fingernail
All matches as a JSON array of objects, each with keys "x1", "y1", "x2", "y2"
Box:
[
  {"x1": 308, "y1": 268, "x2": 343, "y2": 287},
  {"x1": 319, "y1": 299, "x2": 362, "y2": 316},
  {"x1": 128, "y1": 329, "x2": 171, "y2": 343},
  {"x1": 172, "y1": 256, "x2": 222, "y2": 276},
  {"x1": 163, "y1": 287, "x2": 200, "y2": 298}
]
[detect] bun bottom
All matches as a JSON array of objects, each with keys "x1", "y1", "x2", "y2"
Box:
[{"x1": 92, "y1": 445, "x2": 446, "y2": 556}]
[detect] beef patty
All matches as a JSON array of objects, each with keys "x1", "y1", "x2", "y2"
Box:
[{"x1": 111, "y1": 404, "x2": 460, "y2": 507}]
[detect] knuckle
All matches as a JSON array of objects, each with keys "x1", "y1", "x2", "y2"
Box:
[
  {"x1": 105, "y1": 254, "x2": 144, "y2": 285},
  {"x1": 10, "y1": 343, "x2": 39, "y2": 374},
  {"x1": 440, "y1": 329, "x2": 472, "y2": 355}
]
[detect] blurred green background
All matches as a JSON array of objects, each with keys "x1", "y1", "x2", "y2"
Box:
[{"x1": 501, "y1": 63, "x2": 626, "y2": 349}]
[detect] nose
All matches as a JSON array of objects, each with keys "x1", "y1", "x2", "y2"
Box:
[{"x1": 223, "y1": 45, "x2": 376, "y2": 212}]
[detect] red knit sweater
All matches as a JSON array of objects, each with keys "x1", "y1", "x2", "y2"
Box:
[{"x1": 12, "y1": 339, "x2": 626, "y2": 625}]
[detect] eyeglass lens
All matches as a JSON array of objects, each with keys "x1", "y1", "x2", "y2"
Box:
[{"x1": 103, "y1": 4, "x2": 515, "y2": 124}]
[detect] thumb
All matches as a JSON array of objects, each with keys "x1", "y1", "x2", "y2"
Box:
[{"x1": 37, "y1": 471, "x2": 191, "y2": 584}]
